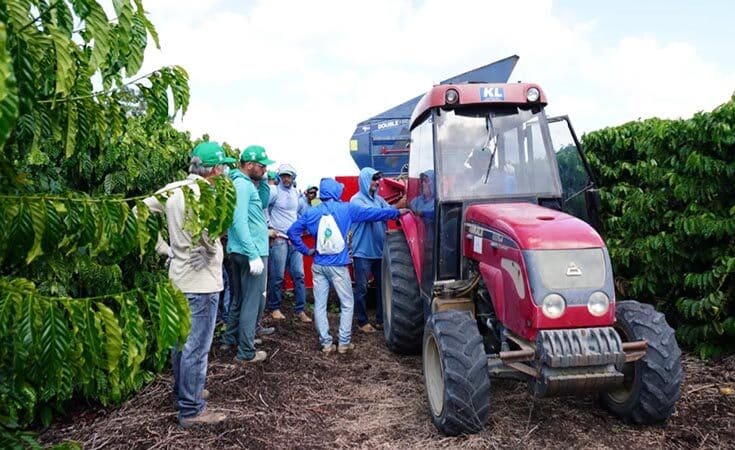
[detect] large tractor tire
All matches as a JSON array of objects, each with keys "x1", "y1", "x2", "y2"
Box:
[
  {"x1": 423, "y1": 310, "x2": 490, "y2": 436},
  {"x1": 601, "y1": 300, "x2": 683, "y2": 424},
  {"x1": 382, "y1": 230, "x2": 423, "y2": 355}
]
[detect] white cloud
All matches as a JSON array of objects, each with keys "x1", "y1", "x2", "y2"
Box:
[{"x1": 129, "y1": 0, "x2": 734, "y2": 187}]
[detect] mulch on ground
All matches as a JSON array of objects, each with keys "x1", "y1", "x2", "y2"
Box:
[{"x1": 40, "y1": 300, "x2": 735, "y2": 450}]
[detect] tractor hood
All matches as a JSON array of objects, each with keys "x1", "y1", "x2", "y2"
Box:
[{"x1": 465, "y1": 203, "x2": 604, "y2": 250}]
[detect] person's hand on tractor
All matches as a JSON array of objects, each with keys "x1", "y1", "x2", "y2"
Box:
[
  {"x1": 394, "y1": 195, "x2": 408, "y2": 209},
  {"x1": 249, "y1": 257, "x2": 265, "y2": 275},
  {"x1": 398, "y1": 208, "x2": 411, "y2": 216}
]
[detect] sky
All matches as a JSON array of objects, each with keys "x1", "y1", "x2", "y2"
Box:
[{"x1": 131, "y1": 0, "x2": 735, "y2": 188}]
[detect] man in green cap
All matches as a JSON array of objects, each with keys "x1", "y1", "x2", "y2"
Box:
[
  {"x1": 221, "y1": 145, "x2": 275, "y2": 364},
  {"x1": 140, "y1": 141, "x2": 235, "y2": 427}
]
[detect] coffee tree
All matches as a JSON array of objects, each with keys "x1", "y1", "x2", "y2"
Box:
[
  {"x1": 0, "y1": 0, "x2": 234, "y2": 440},
  {"x1": 583, "y1": 97, "x2": 735, "y2": 358}
]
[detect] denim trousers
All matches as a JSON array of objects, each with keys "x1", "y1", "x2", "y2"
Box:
[
  {"x1": 266, "y1": 239, "x2": 306, "y2": 313},
  {"x1": 172, "y1": 292, "x2": 219, "y2": 420},
  {"x1": 312, "y1": 263, "x2": 354, "y2": 347},
  {"x1": 353, "y1": 257, "x2": 383, "y2": 326},
  {"x1": 217, "y1": 262, "x2": 232, "y2": 323},
  {"x1": 222, "y1": 253, "x2": 267, "y2": 361}
]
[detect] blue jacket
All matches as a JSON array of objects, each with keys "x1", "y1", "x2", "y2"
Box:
[
  {"x1": 227, "y1": 168, "x2": 269, "y2": 259},
  {"x1": 350, "y1": 167, "x2": 392, "y2": 259},
  {"x1": 288, "y1": 178, "x2": 399, "y2": 266}
]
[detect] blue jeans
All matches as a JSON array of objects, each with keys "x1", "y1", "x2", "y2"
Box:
[
  {"x1": 218, "y1": 263, "x2": 232, "y2": 323},
  {"x1": 222, "y1": 253, "x2": 267, "y2": 361},
  {"x1": 172, "y1": 292, "x2": 219, "y2": 420},
  {"x1": 267, "y1": 239, "x2": 306, "y2": 313},
  {"x1": 353, "y1": 257, "x2": 383, "y2": 327},
  {"x1": 312, "y1": 264, "x2": 354, "y2": 347}
]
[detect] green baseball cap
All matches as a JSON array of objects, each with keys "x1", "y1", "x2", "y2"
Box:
[
  {"x1": 240, "y1": 145, "x2": 275, "y2": 166},
  {"x1": 191, "y1": 142, "x2": 237, "y2": 166},
  {"x1": 267, "y1": 170, "x2": 277, "y2": 180}
]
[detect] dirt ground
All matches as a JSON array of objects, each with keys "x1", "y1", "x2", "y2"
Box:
[{"x1": 40, "y1": 298, "x2": 735, "y2": 450}]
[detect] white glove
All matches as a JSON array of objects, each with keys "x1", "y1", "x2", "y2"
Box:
[
  {"x1": 190, "y1": 246, "x2": 210, "y2": 271},
  {"x1": 249, "y1": 257, "x2": 264, "y2": 276}
]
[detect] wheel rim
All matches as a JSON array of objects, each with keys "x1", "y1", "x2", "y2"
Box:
[
  {"x1": 382, "y1": 256, "x2": 392, "y2": 329},
  {"x1": 606, "y1": 325, "x2": 638, "y2": 403},
  {"x1": 424, "y1": 334, "x2": 444, "y2": 417}
]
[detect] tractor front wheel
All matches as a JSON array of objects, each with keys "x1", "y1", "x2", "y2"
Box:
[
  {"x1": 423, "y1": 310, "x2": 490, "y2": 436},
  {"x1": 600, "y1": 300, "x2": 683, "y2": 424},
  {"x1": 382, "y1": 230, "x2": 423, "y2": 354}
]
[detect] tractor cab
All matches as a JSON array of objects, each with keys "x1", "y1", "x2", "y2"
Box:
[{"x1": 403, "y1": 83, "x2": 600, "y2": 296}]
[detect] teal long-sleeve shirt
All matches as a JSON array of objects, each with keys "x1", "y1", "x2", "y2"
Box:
[{"x1": 226, "y1": 168, "x2": 270, "y2": 259}]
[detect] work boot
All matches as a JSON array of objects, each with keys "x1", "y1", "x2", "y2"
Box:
[
  {"x1": 297, "y1": 311, "x2": 313, "y2": 323},
  {"x1": 321, "y1": 344, "x2": 337, "y2": 354},
  {"x1": 257, "y1": 325, "x2": 275, "y2": 336},
  {"x1": 179, "y1": 408, "x2": 226, "y2": 428},
  {"x1": 219, "y1": 343, "x2": 234, "y2": 352},
  {"x1": 254, "y1": 338, "x2": 263, "y2": 345},
  {"x1": 235, "y1": 351, "x2": 267, "y2": 364},
  {"x1": 271, "y1": 310, "x2": 286, "y2": 320},
  {"x1": 338, "y1": 343, "x2": 355, "y2": 354},
  {"x1": 359, "y1": 323, "x2": 376, "y2": 333}
]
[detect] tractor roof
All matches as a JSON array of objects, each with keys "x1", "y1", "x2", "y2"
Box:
[{"x1": 410, "y1": 82, "x2": 548, "y2": 127}]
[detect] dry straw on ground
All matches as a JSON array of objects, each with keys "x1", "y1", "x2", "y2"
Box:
[{"x1": 41, "y1": 302, "x2": 735, "y2": 449}]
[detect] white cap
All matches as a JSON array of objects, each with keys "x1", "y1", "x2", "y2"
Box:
[{"x1": 277, "y1": 163, "x2": 297, "y2": 177}]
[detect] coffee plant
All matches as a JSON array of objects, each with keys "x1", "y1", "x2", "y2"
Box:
[
  {"x1": 583, "y1": 96, "x2": 735, "y2": 358},
  {"x1": 0, "y1": 0, "x2": 235, "y2": 445}
]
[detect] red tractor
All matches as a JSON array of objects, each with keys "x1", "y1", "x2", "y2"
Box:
[{"x1": 381, "y1": 82, "x2": 683, "y2": 435}]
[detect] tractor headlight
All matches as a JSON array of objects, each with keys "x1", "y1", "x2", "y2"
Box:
[
  {"x1": 526, "y1": 87, "x2": 540, "y2": 102},
  {"x1": 587, "y1": 291, "x2": 610, "y2": 316},
  {"x1": 542, "y1": 293, "x2": 566, "y2": 319},
  {"x1": 445, "y1": 88, "x2": 459, "y2": 104}
]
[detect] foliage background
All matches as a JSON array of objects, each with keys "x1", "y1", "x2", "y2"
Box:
[
  {"x1": 0, "y1": 1, "x2": 236, "y2": 445},
  {"x1": 583, "y1": 96, "x2": 735, "y2": 358}
]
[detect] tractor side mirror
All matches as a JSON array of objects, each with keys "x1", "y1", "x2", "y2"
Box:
[
  {"x1": 585, "y1": 188, "x2": 603, "y2": 232},
  {"x1": 585, "y1": 188, "x2": 601, "y2": 210}
]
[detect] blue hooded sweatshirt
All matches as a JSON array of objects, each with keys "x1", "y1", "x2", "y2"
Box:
[
  {"x1": 227, "y1": 168, "x2": 269, "y2": 259},
  {"x1": 287, "y1": 178, "x2": 399, "y2": 266},
  {"x1": 349, "y1": 167, "x2": 392, "y2": 259}
]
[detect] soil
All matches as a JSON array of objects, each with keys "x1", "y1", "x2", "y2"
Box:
[{"x1": 40, "y1": 299, "x2": 735, "y2": 450}]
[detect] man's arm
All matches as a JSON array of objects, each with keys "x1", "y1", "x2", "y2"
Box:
[
  {"x1": 134, "y1": 191, "x2": 171, "y2": 257},
  {"x1": 231, "y1": 181, "x2": 260, "y2": 260},
  {"x1": 348, "y1": 203, "x2": 399, "y2": 223},
  {"x1": 287, "y1": 215, "x2": 311, "y2": 255}
]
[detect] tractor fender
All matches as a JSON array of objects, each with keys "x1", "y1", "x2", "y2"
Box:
[
  {"x1": 398, "y1": 212, "x2": 423, "y2": 282},
  {"x1": 477, "y1": 262, "x2": 506, "y2": 323}
]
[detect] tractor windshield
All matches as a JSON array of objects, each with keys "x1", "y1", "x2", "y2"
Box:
[{"x1": 434, "y1": 105, "x2": 563, "y2": 201}]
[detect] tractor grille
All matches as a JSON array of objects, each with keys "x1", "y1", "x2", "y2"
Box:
[{"x1": 536, "y1": 327, "x2": 626, "y2": 368}]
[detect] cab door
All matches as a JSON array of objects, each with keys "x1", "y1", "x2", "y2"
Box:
[{"x1": 547, "y1": 115, "x2": 602, "y2": 231}]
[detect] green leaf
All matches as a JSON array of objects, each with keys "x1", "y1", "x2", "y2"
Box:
[
  {"x1": 49, "y1": 24, "x2": 75, "y2": 95},
  {"x1": 96, "y1": 302, "x2": 122, "y2": 374},
  {"x1": 0, "y1": 23, "x2": 19, "y2": 149}
]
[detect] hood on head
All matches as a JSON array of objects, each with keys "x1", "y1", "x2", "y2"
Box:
[
  {"x1": 358, "y1": 167, "x2": 379, "y2": 197},
  {"x1": 319, "y1": 178, "x2": 344, "y2": 201},
  {"x1": 420, "y1": 170, "x2": 435, "y2": 198}
]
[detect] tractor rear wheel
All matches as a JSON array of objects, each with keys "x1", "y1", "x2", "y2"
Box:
[
  {"x1": 600, "y1": 300, "x2": 683, "y2": 423},
  {"x1": 382, "y1": 230, "x2": 423, "y2": 354},
  {"x1": 423, "y1": 310, "x2": 490, "y2": 436}
]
